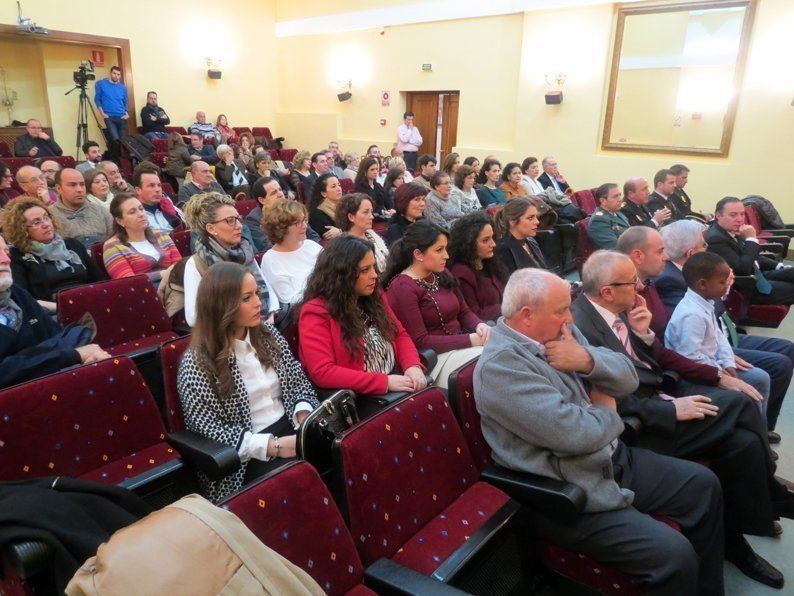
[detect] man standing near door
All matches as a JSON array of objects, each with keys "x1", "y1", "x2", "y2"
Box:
[
  {"x1": 94, "y1": 66, "x2": 128, "y2": 162},
  {"x1": 397, "y1": 111, "x2": 422, "y2": 173}
]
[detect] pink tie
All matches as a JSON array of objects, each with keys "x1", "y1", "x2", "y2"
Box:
[{"x1": 612, "y1": 319, "x2": 651, "y2": 369}]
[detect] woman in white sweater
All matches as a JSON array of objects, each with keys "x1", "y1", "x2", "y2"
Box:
[{"x1": 260, "y1": 199, "x2": 323, "y2": 304}]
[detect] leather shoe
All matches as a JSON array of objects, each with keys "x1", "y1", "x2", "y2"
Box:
[
  {"x1": 726, "y1": 537, "x2": 784, "y2": 589},
  {"x1": 774, "y1": 521, "x2": 783, "y2": 536},
  {"x1": 769, "y1": 431, "x2": 782, "y2": 444},
  {"x1": 772, "y1": 450, "x2": 779, "y2": 461}
]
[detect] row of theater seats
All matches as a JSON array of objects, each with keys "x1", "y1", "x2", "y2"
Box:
[{"x1": 0, "y1": 344, "x2": 654, "y2": 595}]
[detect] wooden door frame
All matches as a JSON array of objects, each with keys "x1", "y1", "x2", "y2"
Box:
[
  {"x1": 439, "y1": 93, "x2": 459, "y2": 165},
  {"x1": 0, "y1": 25, "x2": 136, "y2": 130}
]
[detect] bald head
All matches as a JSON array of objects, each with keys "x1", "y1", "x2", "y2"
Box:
[
  {"x1": 623, "y1": 177, "x2": 650, "y2": 205},
  {"x1": 616, "y1": 227, "x2": 668, "y2": 279},
  {"x1": 16, "y1": 166, "x2": 47, "y2": 197},
  {"x1": 503, "y1": 268, "x2": 573, "y2": 344},
  {"x1": 191, "y1": 160, "x2": 213, "y2": 188},
  {"x1": 196, "y1": 111, "x2": 206, "y2": 123},
  {"x1": 581, "y1": 250, "x2": 640, "y2": 313},
  {"x1": 55, "y1": 168, "x2": 87, "y2": 209},
  {"x1": 581, "y1": 251, "x2": 634, "y2": 297}
]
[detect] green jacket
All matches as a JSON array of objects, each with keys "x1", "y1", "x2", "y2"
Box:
[{"x1": 588, "y1": 209, "x2": 630, "y2": 250}]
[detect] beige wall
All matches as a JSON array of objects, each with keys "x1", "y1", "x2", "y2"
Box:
[
  {"x1": 275, "y1": 0, "x2": 794, "y2": 220},
  {"x1": 0, "y1": 0, "x2": 278, "y2": 155},
  {"x1": 0, "y1": 38, "x2": 48, "y2": 127}
]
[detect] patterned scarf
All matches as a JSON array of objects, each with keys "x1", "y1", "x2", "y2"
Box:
[
  {"x1": 27, "y1": 234, "x2": 85, "y2": 272},
  {"x1": 195, "y1": 236, "x2": 275, "y2": 315}
]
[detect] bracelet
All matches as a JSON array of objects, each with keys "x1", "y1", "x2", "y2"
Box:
[{"x1": 273, "y1": 436, "x2": 281, "y2": 458}]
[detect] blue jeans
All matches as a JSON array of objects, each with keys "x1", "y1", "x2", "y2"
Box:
[
  {"x1": 735, "y1": 334, "x2": 794, "y2": 430},
  {"x1": 737, "y1": 366, "x2": 770, "y2": 419},
  {"x1": 144, "y1": 131, "x2": 169, "y2": 139},
  {"x1": 104, "y1": 116, "x2": 128, "y2": 141}
]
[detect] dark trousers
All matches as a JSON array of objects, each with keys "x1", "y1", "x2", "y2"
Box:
[
  {"x1": 242, "y1": 416, "x2": 295, "y2": 483},
  {"x1": 752, "y1": 267, "x2": 794, "y2": 305},
  {"x1": 531, "y1": 443, "x2": 724, "y2": 596},
  {"x1": 144, "y1": 131, "x2": 169, "y2": 139},
  {"x1": 403, "y1": 150, "x2": 418, "y2": 173},
  {"x1": 642, "y1": 384, "x2": 779, "y2": 537},
  {"x1": 104, "y1": 116, "x2": 127, "y2": 163},
  {"x1": 735, "y1": 334, "x2": 794, "y2": 430}
]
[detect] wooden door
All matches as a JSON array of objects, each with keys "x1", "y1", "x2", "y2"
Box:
[
  {"x1": 406, "y1": 92, "x2": 438, "y2": 159},
  {"x1": 440, "y1": 93, "x2": 459, "y2": 164}
]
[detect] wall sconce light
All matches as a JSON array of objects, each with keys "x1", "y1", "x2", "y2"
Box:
[
  {"x1": 337, "y1": 80, "x2": 352, "y2": 102},
  {"x1": 544, "y1": 72, "x2": 566, "y2": 105},
  {"x1": 205, "y1": 57, "x2": 222, "y2": 80}
]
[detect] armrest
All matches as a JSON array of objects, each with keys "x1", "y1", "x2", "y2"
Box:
[
  {"x1": 418, "y1": 348, "x2": 438, "y2": 373},
  {"x1": 479, "y1": 463, "x2": 586, "y2": 525},
  {"x1": 167, "y1": 431, "x2": 240, "y2": 481},
  {"x1": 3, "y1": 540, "x2": 54, "y2": 580},
  {"x1": 364, "y1": 557, "x2": 469, "y2": 595},
  {"x1": 761, "y1": 229, "x2": 794, "y2": 237}
]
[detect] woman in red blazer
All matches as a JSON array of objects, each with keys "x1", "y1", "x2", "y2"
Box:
[{"x1": 298, "y1": 234, "x2": 426, "y2": 395}]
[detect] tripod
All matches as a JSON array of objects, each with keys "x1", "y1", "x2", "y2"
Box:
[{"x1": 65, "y1": 82, "x2": 104, "y2": 158}]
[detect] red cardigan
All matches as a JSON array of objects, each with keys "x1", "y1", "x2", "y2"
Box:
[{"x1": 298, "y1": 295, "x2": 423, "y2": 395}]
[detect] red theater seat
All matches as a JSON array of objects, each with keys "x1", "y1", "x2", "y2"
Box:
[
  {"x1": 334, "y1": 388, "x2": 519, "y2": 585},
  {"x1": 570, "y1": 189, "x2": 597, "y2": 216},
  {"x1": 251, "y1": 127, "x2": 273, "y2": 140},
  {"x1": 51, "y1": 156, "x2": 76, "y2": 169},
  {"x1": 279, "y1": 148, "x2": 298, "y2": 162},
  {"x1": 235, "y1": 198, "x2": 258, "y2": 217},
  {"x1": 159, "y1": 335, "x2": 191, "y2": 432},
  {"x1": 0, "y1": 141, "x2": 11, "y2": 157},
  {"x1": 169, "y1": 229, "x2": 191, "y2": 257},
  {"x1": 89, "y1": 241, "x2": 110, "y2": 279},
  {"x1": 148, "y1": 151, "x2": 168, "y2": 168},
  {"x1": 151, "y1": 138, "x2": 168, "y2": 152},
  {"x1": 340, "y1": 178, "x2": 355, "y2": 194},
  {"x1": 232, "y1": 126, "x2": 251, "y2": 136},
  {"x1": 57, "y1": 275, "x2": 177, "y2": 357},
  {"x1": 165, "y1": 126, "x2": 188, "y2": 136}
]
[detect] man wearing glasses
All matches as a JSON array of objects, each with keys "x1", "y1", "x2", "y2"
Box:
[
  {"x1": 13, "y1": 119, "x2": 63, "y2": 158},
  {"x1": 14, "y1": 165, "x2": 57, "y2": 206},
  {"x1": 572, "y1": 249, "x2": 793, "y2": 589}
]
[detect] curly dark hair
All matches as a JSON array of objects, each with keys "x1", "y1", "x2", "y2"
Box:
[
  {"x1": 448, "y1": 212, "x2": 508, "y2": 282},
  {"x1": 382, "y1": 220, "x2": 457, "y2": 290},
  {"x1": 300, "y1": 235, "x2": 397, "y2": 357},
  {"x1": 308, "y1": 172, "x2": 338, "y2": 210},
  {"x1": 335, "y1": 192, "x2": 372, "y2": 231}
]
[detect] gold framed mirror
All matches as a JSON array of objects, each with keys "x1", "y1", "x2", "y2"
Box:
[{"x1": 602, "y1": 0, "x2": 756, "y2": 156}]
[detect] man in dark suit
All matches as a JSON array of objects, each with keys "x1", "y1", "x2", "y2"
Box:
[
  {"x1": 668, "y1": 164, "x2": 710, "y2": 223},
  {"x1": 537, "y1": 155, "x2": 571, "y2": 195},
  {"x1": 647, "y1": 169, "x2": 684, "y2": 221},
  {"x1": 620, "y1": 177, "x2": 671, "y2": 228},
  {"x1": 706, "y1": 197, "x2": 794, "y2": 305},
  {"x1": 653, "y1": 220, "x2": 794, "y2": 436},
  {"x1": 572, "y1": 249, "x2": 794, "y2": 588},
  {"x1": 303, "y1": 151, "x2": 330, "y2": 200},
  {"x1": 13, "y1": 119, "x2": 63, "y2": 158}
]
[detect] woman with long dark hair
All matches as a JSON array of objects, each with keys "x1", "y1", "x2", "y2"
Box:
[
  {"x1": 354, "y1": 156, "x2": 392, "y2": 214},
  {"x1": 335, "y1": 193, "x2": 389, "y2": 271},
  {"x1": 448, "y1": 212, "x2": 506, "y2": 321},
  {"x1": 307, "y1": 172, "x2": 344, "y2": 240},
  {"x1": 383, "y1": 220, "x2": 489, "y2": 388},
  {"x1": 385, "y1": 182, "x2": 427, "y2": 246},
  {"x1": 493, "y1": 197, "x2": 547, "y2": 273},
  {"x1": 178, "y1": 262, "x2": 319, "y2": 502},
  {"x1": 475, "y1": 158, "x2": 506, "y2": 207},
  {"x1": 298, "y1": 235, "x2": 426, "y2": 395}
]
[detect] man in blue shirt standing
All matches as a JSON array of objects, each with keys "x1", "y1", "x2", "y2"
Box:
[{"x1": 94, "y1": 66, "x2": 128, "y2": 158}]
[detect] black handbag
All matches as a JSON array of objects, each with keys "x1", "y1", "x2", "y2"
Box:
[{"x1": 297, "y1": 390, "x2": 359, "y2": 470}]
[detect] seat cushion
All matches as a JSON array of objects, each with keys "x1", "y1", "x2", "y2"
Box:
[
  {"x1": 78, "y1": 442, "x2": 178, "y2": 484},
  {"x1": 343, "y1": 585, "x2": 377, "y2": 596},
  {"x1": 106, "y1": 332, "x2": 179, "y2": 356},
  {"x1": 391, "y1": 481, "x2": 509, "y2": 576},
  {"x1": 537, "y1": 541, "x2": 639, "y2": 595}
]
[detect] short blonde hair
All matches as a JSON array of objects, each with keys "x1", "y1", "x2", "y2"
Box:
[
  {"x1": 262, "y1": 198, "x2": 308, "y2": 244},
  {"x1": 2, "y1": 199, "x2": 59, "y2": 253},
  {"x1": 183, "y1": 191, "x2": 236, "y2": 238},
  {"x1": 292, "y1": 150, "x2": 311, "y2": 171}
]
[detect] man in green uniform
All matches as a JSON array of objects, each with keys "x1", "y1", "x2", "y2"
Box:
[{"x1": 588, "y1": 183, "x2": 630, "y2": 250}]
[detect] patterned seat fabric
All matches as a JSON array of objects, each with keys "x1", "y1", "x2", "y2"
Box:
[
  {"x1": 151, "y1": 138, "x2": 168, "y2": 152},
  {"x1": 148, "y1": 152, "x2": 168, "y2": 168},
  {"x1": 160, "y1": 336, "x2": 191, "y2": 431},
  {"x1": 235, "y1": 199, "x2": 258, "y2": 217},
  {"x1": 105, "y1": 332, "x2": 179, "y2": 357},
  {"x1": 251, "y1": 127, "x2": 273, "y2": 140},
  {"x1": 57, "y1": 275, "x2": 176, "y2": 354},
  {"x1": 336, "y1": 388, "x2": 510, "y2": 575},
  {"x1": 223, "y1": 461, "x2": 373, "y2": 596},
  {"x1": 0, "y1": 141, "x2": 10, "y2": 157},
  {"x1": 571, "y1": 189, "x2": 597, "y2": 216},
  {"x1": 279, "y1": 148, "x2": 298, "y2": 163},
  {"x1": 0, "y1": 357, "x2": 177, "y2": 483},
  {"x1": 51, "y1": 156, "x2": 76, "y2": 169},
  {"x1": 447, "y1": 357, "x2": 652, "y2": 596},
  {"x1": 340, "y1": 178, "x2": 355, "y2": 194}
]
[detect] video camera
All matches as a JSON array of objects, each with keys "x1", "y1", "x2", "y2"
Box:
[{"x1": 73, "y1": 60, "x2": 95, "y2": 87}]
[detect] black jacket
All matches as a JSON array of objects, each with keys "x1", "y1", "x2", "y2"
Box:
[
  {"x1": 139, "y1": 103, "x2": 170, "y2": 134},
  {"x1": 385, "y1": 214, "x2": 419, "y2": 247},
  {"x1": 9, "y1": 238, "x2": 101, "y2": 301},
  {"x1": 495, "y1": 234, "x2": 547, "y2": 274},
  {"x1": 704, "y1": 222, "x2": 779, "y2": 275},
  {"x1": 537, "y1": 172, "x2": 570, "y2": 193},
  {"x1": 13, "y1": 134, "x2": 63, "y2": 158},
  {"x1": 355, "y1": 180, "x2": 391, "y2": 213},
  {"x1": 0, "y1": 285, "x2": 82, "y2": 388},
  {"x1": 0, "y1": 477, "x2": 152, "y2": 593},
  {"x1": 648, "y1": 191, "x2": 683, "y2": 220},
  {"x1": 621, "y1": 200, "x2": 657, "y2": 228}
]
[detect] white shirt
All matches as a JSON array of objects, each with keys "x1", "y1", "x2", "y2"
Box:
[
  {"x1": 233, "y1": 332, "x2": 313, "y2": 462},
  {"x1": 184, "y1": 257, "x2": 280, "y2": 327},
  {"x1": 520, "y1": 175, "x2": 544, "y2": 196},
  {"x1": 260, "y1": 240, "x2": 322, "y2": 304},
  {"x1": 396, "y1": 124, "x2": 423, "y2": 152},
  {"x1": 130, "y1": 240, "x2": 161, "y2": 260}
]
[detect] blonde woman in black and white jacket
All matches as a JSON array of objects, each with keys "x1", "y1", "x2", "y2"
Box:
[{"x1": 177, "y1": 261, "x2": 319, "y2": 502}]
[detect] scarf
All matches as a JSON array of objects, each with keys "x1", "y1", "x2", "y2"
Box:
[
  {"x1": 317, "y1": 199, "x2": 337, "y2": 221},
  {"x1": 27, "y1": 234, "x2": 85, "y2": 272},
  {"x1": 195, "y1": 236, "x2": 275, "y2": 315},
  {"x1": 0, "y1": 286, "x2": 22, "y2": 331}
]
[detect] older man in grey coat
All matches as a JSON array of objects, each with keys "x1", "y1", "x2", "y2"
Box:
[{"x1": 474, "y1": 269, "x2": 724, "y2": 596}]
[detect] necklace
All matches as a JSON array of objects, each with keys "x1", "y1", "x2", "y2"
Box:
[{"x1": 408, "y1": 271, "x2": 455, "y2": 335}]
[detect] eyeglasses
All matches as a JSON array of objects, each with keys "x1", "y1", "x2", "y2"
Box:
[
  {"x1": 26, "y1": 214, "x2": 52, "y2": 229},
  {"x1": 212, "y1": 215, "x2": 243, "y2": 227},
  {"x1": 606, "y1": 276, "x2": 640, "y2": 287}
]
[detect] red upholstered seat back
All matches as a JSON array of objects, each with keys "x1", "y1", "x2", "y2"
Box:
[
  {"x1": 576, "y1": 217, "x2": 592, "y2": 258},
  {"x1": 744, "y1": 205, "x2": 764, "y2": 235},
  {"x1": 148, "y1": 152, "x2": 168, "y2": 168},
  {"x1": 235, "y1": 199, "x2": 258, "y2": 217},
  {"x1": 57, "y1": 275, "x2": 173, "y2": 348},
  {"x1": 224, "y1": 462, "x2": 366, "y2": 596},
  {"x1": 160, "y1": 336, "x2": 191, "y2": 431},
  {"x1": 51, "y1": 156, "x2": 76, "y2": 169},
  {"x1": 3, "y1": 157, "x2": 35, "y2": 174},
  {"x1": 90, "y1": 241, "x2": 110, "y2": 278},
  {"x1": 267, "y1": 149, "x2": 280, "y2": 162},
  {"x1": 251, "y1": 127, "x2": 273, "y2": 140},
  {"x1": 0, "y1": 357, "x2": 168, "y2": 481},
  {"x1": 232, "y1": 127, "x2": 251, "y2": 136},
  {"x1": 571, "y1": 189, "x2": 597, "y2": 215},
  {"x1": 165, "y1": 126, "x2": 188, "y2": 136},
  {"x1": 279, "y1": 148, "x2": 298, "y2": 163},
  {"x1": 339, "y1": 178, "x2": 355, "y2": 194},
  {"x1": 337, "y1": 388, "x2": 479, "y2": 565},
  {"x1": 447, "y1": 358, "x2": 492, "y2": 472},
  {"x1": 151, "y1": 138, "x2": 168, "y2": 152},
  {"x1": 169, "y1": 229, "x2": 191, "y2": 256},
  {"x1": 0, "y1": 141, "x2": 10, "y2": 157}
]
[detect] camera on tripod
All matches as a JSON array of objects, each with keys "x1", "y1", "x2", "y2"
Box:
[{"x1": 73, "y1": 60, "x2": 95, "y2": 87}]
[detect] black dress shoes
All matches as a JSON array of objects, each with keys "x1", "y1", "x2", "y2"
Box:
[
  {"x1": 726, "y1": 536, "x2": 784, "y2": 589},
  {"x1": 768, "y1": 431, "x2": 782, "y2": 444}
]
